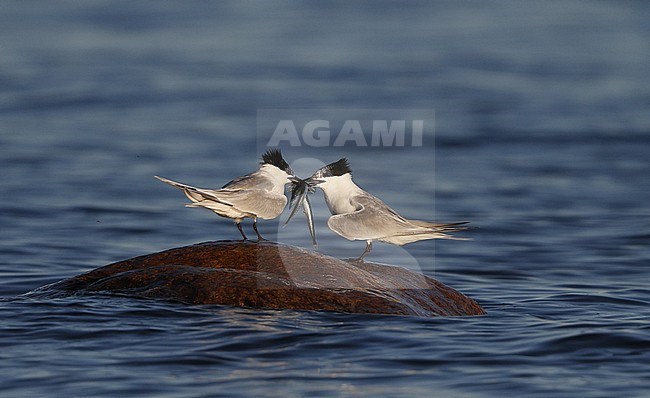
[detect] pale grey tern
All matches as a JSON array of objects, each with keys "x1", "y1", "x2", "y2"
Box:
[
  {"x1": 301, "y1": 158, "x2": 470, "y2": 260},
  {"x1": 155, "y1": 149, "x2": 299, "y2": 241}
]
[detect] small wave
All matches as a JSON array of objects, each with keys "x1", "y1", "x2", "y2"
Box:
[
  {"x1": 521, "y1": 331, "x2": 650, "y2": 357},
  {"x1": 541, "y1": 293, "x2": 649, "y2": 307}
]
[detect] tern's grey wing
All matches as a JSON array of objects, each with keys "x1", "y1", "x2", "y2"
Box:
[
  {"x1": 407, "y1": 220, "x2": 470, "y2": 231},
  {"x1": 327, "y1": 193, "x2": 416, "y2": 241},
  {"x1": 210, "y1": 189, "x2": 287, "y2": 219},
  {"x1": 222, "y1": 170, "x2": 275, "y2": 191}
]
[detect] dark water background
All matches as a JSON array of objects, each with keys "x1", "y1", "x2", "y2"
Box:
[{"x1": 1, "y1": 1, "x2": 649, "y2": 396}]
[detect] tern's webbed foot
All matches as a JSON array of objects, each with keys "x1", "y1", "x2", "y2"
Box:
[{"x1": 343, "y1": 257, "x2": 366, "y2": 263}]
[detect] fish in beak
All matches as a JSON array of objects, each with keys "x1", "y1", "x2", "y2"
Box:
[{"x1": 285, "y1": 176, "x2": 323, "y2": 246}]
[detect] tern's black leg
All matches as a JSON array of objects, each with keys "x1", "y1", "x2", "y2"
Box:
[
  {"x1": 252, "y1": 218, "x2": 266, "y2": 241},
  {"x1": 356, "y1": 241, "x2": 373, "y2": 262},
  {"x1": 236, "y1": 222, "x2": 248, "y2": 241}
]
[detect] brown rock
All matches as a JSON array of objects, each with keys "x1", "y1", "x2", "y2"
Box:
[{"x1": 42, "y1": 241, "x2": 485, "y2": 317}]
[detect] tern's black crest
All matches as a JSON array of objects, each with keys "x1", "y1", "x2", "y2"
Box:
[
  {"x1": 261, "y1": 148, "x2": 293, "y2": 174},
  {"x1": 313, "y1": 158, "x2": 352, "y2": 179}
]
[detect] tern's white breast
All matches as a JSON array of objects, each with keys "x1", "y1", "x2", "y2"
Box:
[{"x1": 319, "y1": 175, "x2": 360, "y2": 215}]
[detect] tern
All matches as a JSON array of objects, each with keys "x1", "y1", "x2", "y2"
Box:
[
  {"x1": 155, "y1": 149, "x2": 296, "y2": 241},
  {"x1": 302, "y1": 158, "x2": 470, "y2": 260}
]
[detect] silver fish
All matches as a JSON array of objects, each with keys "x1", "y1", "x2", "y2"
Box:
[{"x1": 286, "y1": 177, "x2": 319, "y2": 246}]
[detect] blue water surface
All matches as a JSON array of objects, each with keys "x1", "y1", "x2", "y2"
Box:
[{"x1": 1, "y1": 1, "x2": 649, "y2": 397}]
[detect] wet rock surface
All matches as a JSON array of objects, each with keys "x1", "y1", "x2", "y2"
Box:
[{"x1": 40, "y1": 241, "x2": 485, "y2": 317}]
